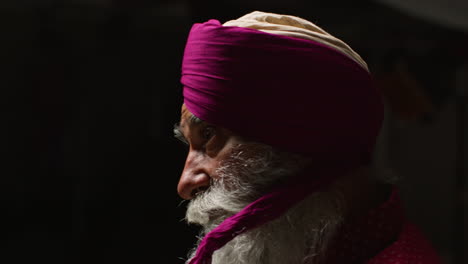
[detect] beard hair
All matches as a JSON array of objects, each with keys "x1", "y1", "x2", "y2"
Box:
[{"x1": 184, "y1": 142, "x2": 345, "y2": 264}]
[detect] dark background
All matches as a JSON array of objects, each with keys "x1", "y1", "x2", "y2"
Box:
[{"x1": 1, "y1": 0, "x2": 467, "y2": 263}]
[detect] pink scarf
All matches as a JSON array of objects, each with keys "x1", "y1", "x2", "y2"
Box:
[{"x1": 188, "y1": 166, "x2": 350, "y2": 264}]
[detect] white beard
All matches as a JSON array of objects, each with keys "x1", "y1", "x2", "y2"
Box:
[{"x1": 184, "y1": 143, "x2": 345, "y2": 264}]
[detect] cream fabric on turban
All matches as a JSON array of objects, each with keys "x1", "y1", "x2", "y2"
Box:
[{"x1": 223, "y1": 11, "x2": 369, "y2": 72}]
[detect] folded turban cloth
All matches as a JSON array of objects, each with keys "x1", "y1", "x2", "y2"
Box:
[
  {"x1": 181, "y1": 11, "x2": 385, "y2": 264},
  {"x1": 181, "y1": 11, "x2": 384, "y2": 166}
]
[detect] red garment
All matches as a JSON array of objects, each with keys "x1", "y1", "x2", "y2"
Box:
[{"x1": 328, "y1": 188, "x2": 443, "y2": 264}]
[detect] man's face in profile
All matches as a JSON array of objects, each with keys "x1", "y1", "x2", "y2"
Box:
[
  {"x1": 174, "y1": 104, "x2": 240, "y2": 199},
  {"x1": 175, "y1": 105, "x2": 344, "y2": 264},
  {"x1": 174, "y1": 104, "x2": 304, "y2": 229}
]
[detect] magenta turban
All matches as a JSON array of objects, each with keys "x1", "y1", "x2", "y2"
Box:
[{"x1": 181, "y1": 19, "x2": 384, "y2": 165}]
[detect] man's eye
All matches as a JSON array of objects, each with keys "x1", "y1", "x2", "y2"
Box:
[{"x1": 202, "y1": 126, "x2": 216, "y2": 140}]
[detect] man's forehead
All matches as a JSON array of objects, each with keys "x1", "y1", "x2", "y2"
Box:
[
  {"x1": 180, "y1": 104, "x2": 205, "y2": 128},
  {"x1": 180, "y1": 104, "x2": 191, "y2": 127}
]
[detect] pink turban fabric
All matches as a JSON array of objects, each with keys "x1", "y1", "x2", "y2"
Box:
[
  {"x1": 181, "y1": 18, "x2": 384, "y2": 166},
  {"x1": 180, "y1": 13, "x2": 385, "y2": 264}
]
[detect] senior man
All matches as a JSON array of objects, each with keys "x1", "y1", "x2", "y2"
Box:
[{"x1": 173, "y1": 11, "x2": 442, "y2": 264}]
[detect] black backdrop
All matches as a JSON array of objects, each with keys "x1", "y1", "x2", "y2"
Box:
[{"x1": 1, "y1": 1, "x2": 195, "y2": 263}]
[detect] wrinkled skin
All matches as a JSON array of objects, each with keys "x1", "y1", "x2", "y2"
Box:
[{"x1": 176, "y1": 104, "x2": 244, "y2": 200}]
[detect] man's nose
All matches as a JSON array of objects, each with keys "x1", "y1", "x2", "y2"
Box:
[{"x1": 177, "y1": 151, "x2": 211, "y2": 200}]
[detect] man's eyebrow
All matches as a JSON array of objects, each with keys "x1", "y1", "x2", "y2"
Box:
[
  {"x1": 188, "y1": 114, "x2": 204, "y2": 126},
  {"x1": 173, "y1": 114, "x2": 205, "y2": 145},
  {"x1": 173, "y1": 124, "x2": 189, "y2": 145}
]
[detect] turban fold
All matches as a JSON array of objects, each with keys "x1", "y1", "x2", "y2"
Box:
[{"x1": 181, "y1": 12, "x2": 384, "y2": 166}]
